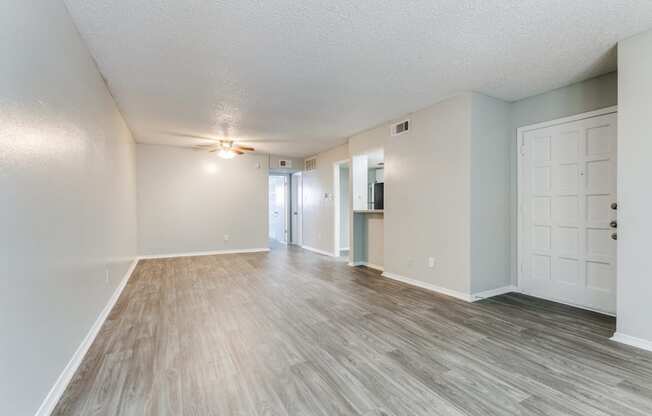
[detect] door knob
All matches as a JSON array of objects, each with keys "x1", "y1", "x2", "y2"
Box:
[
  {"x1": 611, "y1": 202, "x2": 618, "y2": 210},
  {"x1": 610, "y1": 220, "x2": 617, "y2": 228},
  {"x1": 611, "y1": 233, "x2": 618, "y2": 241}
]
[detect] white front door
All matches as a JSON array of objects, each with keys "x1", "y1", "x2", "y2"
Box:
[
  {"x1": 269, "y1": 175, "x2": 287, "y2": 243},
  {"x1": 519, "y1": 111, "x2": 617, "y2": 314}
]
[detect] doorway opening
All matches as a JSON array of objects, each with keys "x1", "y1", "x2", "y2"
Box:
[
  {"x1": 268, "y1": 175, "x2": 288, "y2": 244},
  {"x1": 334, "y1": 160, "x2": 350, "y2": 259}
]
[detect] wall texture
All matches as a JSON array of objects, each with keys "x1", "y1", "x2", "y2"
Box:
[
  {"x1": 384, "y1": 94, "x2": 473, "y2": 294},
  {"x1": 136, "y1": 144, "x2": 269, "y2": 255},
  {"x1": 616, "y1": 31, "x2": 652, "y2": 347},
  {"x1": 301, "y1": 144, "x2": 349, "y2": 254},
  {"x1": 470, "y1": 94, "x2": 511, "y2": 294},
  {"x1": 0, "y1": 2, "x2": 138, "y2": 415}
]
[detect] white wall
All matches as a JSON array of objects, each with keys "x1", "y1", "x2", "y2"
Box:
[
  {"x1": 470, "y1": 94, "x2": 511, "y2": 293},
  {"x1": 269, "y1": 154, "x2": 304, "y2": 174},
  {"x1": 384, "y1": 94, "x2": 474, "y2": 293},
  {"x1": 137, "y1": 144, "x2": 268, "y2": 255},
  {"x1": 345, "y1": 93, "x2": 511, "y2": 295},
  {"x1": 616, "y1": 30, "x2": 652, "y2": 347},
  {"x1": 0, "y1": 2, "x2": 138, "y2": 415},
  {"x1": 301, "y1": 144, "x2": 349, "y2": 254}
]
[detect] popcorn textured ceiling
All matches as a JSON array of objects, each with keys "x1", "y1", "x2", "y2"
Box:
[{"x1": 64, "y1": 0, "x2": 652, "y2": 157}]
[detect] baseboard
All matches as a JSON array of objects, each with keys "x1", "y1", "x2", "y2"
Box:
[
  {"x1": 610, "y1": 332, "x2": 652, "y2": 353},
  {"x1": 349, "y1": 261, "x2": 384, "y2": 271},
  {"x1": 470, "y1": 285, "x2": 519, "y2": 301},
  {"x1": 516, "y1": 289, "x2": 616, "y2": 317},
  {"x1": 381, "y1": 271, "x2": 474, "y2": 302},
  {"x1": 139, "y1": 247, "x2": 270, "y2": 259},
  {"x1": 300, "y1": 245, "x2": 335, "y2": 257},
  {"x1": 34, "y1": 258, "x2": 139, "y2": 416}
]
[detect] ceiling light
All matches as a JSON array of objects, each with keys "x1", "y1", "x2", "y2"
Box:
[{"x1": 218, "y1": 149, "x2": 236, "y2": 159}]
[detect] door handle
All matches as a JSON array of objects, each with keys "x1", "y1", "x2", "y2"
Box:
[
  {"x1": 610, "y1": 220, "x2": 617, "y2": 228},
  {"x1": 611, "y1": 233, "x2": 618, "y2": 241}
]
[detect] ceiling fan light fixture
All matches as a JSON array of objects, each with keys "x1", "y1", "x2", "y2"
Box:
[{"x1": 218, "y1": 149, "x2": 236, "y2": 159}]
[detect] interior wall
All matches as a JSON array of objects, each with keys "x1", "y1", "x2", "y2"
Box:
[
  {"x1": 384, "y1": 94, "x2": 474, "y2": 294},
  {"x1": 616, "y1": 30, "x2": 652, "y2": 346},
  {"x1": 301, "y1": 144, "x2": 349, "y2": 254},
  {"x1": 0, "y1": 2, "x2": 139, "y2": 415},
  {"x1": 509, "y1": 72, "x2": 618, "y2": 285},
  {"x1": 136, "y1": 144, "x2": 268, "y2": 255},
  {"x1": 269, "y1": 154, "x2": 304, "y2": 174},
  {"x1": 339, "y1": 165, "x2": 350, "y2": 249},
  {"x1": 470, "y1": 94, "x2": 511, "y2": 294}
]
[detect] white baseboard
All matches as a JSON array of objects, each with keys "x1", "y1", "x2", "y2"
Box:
[
  {"x1": 140, "y1": 247, "x2": 270, "y2": 259},
  {"x1": 610, "y1": 332, "x2": 652, "y2": 353},
  {"x1": 381, "y1": 271, "x2": 474, "y2": 302},
  {"x1": 34, "y1": 258, "x2": 139, "y2": 416},
  {"x1": 471, "y1": 285, "x2": 519, "y2": 301},
  {"x1": 349, "y1": 261, "x2": 384, "y2": 271},
  {"x1": 300, "y1": 245, "x2": 335, "y2": 257}
]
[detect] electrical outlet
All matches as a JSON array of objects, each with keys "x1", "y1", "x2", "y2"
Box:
[
  {"x1": 428, "y1": 257, "x2": 435, "y2": 268},
  {"x1": 224, "y1": 234, "x2": 230, "y2": 242}
]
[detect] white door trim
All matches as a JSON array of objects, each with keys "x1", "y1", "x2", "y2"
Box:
[
  {"x1": 516, "y1": 106, "x2": 618, "y2": 312},
  {"x1": 333, "y1": 159, "x2": 350, "y2": 258},
  {"x1": 291, "y1": 172, "x2": 303, "y2": 246}
]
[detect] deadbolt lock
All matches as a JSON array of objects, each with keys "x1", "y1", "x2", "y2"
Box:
[
  {"x1": 611, "y1": 233, "x2": 618, "y2": 241},
  {"x1": 611, "y1": 202, "x2": 618, "y2": 210},
  {"x1": 610, "y1": 220, "x2": 617, "y2": 228}
]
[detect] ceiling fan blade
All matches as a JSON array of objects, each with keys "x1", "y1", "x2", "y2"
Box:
[{"x1": 233, "y1": 146, "x2": 254, "y2": 152}]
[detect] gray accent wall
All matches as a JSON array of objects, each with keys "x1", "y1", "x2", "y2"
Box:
[
  {"x1": 0, "y1": 2, "x2": 139, "y2": 415},
  {"x1": 470, "y1": 94, "x2": 512, "y2": 294},
  {"x1": 616, "y1": 31, "x2": 652, "y2": 346}
]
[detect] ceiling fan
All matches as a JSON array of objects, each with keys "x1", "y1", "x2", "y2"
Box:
[{"x1": 192, "y1": 140, "x2": 255, "y2": 159}]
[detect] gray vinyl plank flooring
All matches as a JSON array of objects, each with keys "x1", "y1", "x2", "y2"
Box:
[{"x1": 53, "y1": 245, "x2": 652, "y2": 416}]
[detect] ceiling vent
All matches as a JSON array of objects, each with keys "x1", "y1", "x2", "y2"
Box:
[
  {"x1": 278, "y1": 159, "x2": 292, "y2": 169},
  {"x1": 391, "y1": 119, "x2": 410, "y2": 136},
  {"x1": 304, "y1": 158, "x2": 317, "y2": 171}
]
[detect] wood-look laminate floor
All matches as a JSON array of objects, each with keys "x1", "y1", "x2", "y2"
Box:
[{"x1": 53, "y1": 245, "x2": 652, "y2": 416}]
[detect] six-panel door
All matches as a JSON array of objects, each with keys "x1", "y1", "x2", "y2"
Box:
[{"x1": 521, "y1": 112, "x2": 617, "y2": 314}]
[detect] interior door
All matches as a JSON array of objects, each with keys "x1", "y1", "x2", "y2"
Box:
[
  {"x1": 291, "y1": 173, "x2": 302, "y2": 245},
  {"x1": 269, "y1": 175, "x2": 287, "y2": 243},
  {"x1": 520, "y1": 112, "x2": 617, "y2": 314}
]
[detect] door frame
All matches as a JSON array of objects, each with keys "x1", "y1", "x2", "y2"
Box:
[
  {"x1": 333, "y1": 159, "x2": 350, "y2": 258},
  {"x1": 291, "y1": 172, "x2": 303, "y2": 246},
  {"x1": 268, "y1": 174, "x2": 289, "y2": 244},
  {"x1": 516, "y1": 105, "x2": 618, "y2": 314}
]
